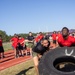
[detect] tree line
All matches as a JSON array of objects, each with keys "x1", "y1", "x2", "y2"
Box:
[{"x1": 0, "y1": 30, "x2": 37, "y2": 42}]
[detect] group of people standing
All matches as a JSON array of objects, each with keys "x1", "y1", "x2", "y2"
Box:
[
  {"x1": 10, "y1": 34, "x2": 25, "y2": 58},
  {"x1": 10, "y1": 32, "x2": 35, "y2": 58}
]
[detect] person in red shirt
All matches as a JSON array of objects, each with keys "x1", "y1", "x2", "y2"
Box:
[
  {"x1": 17, "y1": 36, "x2": 25, "y2": 57},
  {"x1": 58, "y1": 27, "x2": 75, "y2": 47},
  {"x1": 10, "y1": 34, "x2": 18, "y2": 58},
  {"x1": 52, "y1": 31, "x2": 57, "y2": 46},
  {"x1": 0, "y1": 35, "x2": 5, "y2": 59},
  {"x1": 57, "y1": 31, "x2": 62, "y2": 39},
  {"x1": 39, "y1": 32, "x2": 44, "y2": 40},
  {"x1": 34, "y1": 32, "x2": 44, "y2": 44},
  {"x1": 34, "y1": 33, "x2": 40, "y2": 44}
]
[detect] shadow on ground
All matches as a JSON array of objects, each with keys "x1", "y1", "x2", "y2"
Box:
[{"x1": 16, "y1": 66, "x2": 34, "y2": 75}]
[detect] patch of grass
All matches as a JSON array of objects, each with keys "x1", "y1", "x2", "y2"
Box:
[
  {"x1": 0, "y1": 59, "x2": 36, "y2": 75},
  {"x1": 3, "y1": 42, "x2": 12, "y2": 52}
]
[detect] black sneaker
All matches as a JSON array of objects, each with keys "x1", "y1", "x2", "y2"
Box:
[
  {"x1": 22, "y1": 55, "x2": 24, "y2": 57},
  {"x1": 3, "y1": 56, "x2": 5, "y2": 58},
  {"x1": 15, "y1": 55, "x2": 19, "y2": 58}
]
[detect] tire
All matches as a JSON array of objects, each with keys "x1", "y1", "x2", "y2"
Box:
[{"x1": 38, "y1": 47, "x2": 75, "y2": 75}]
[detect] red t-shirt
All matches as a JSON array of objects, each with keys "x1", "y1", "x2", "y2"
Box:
[
  {"x1": 58, "y1": 35, "x2": 75, "y2": 47},
  {"x1": 52, "y1": 34, "x2": 57, "y2": 40},
  {"x1": 38, "y1": 34, "x2": 44, "y2": 40},
  {"x1": 35, "y1": 36, "x2": 39, "y2": 43},
  {"x1": 18, "y1": 38, "x2": 25, "y2": 46},
  {"x1": 35, "y1": 34, "x2": 44, "y2": 43},
  {"x1": 57, "y1": 33, "x2": 62, "y2": 38},
  {"x1": 0, "y1": 39, "x2": 2, "y2": 46},
  {"x1": 11, "y1": 37, "x2": 18, "y2": 48}
]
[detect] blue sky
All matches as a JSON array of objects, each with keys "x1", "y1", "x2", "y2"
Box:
[{"x1": 0, "y1": 0, "x2": 75, "y2": 35}]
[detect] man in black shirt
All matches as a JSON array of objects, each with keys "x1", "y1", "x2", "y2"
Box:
[
  {"x1": 27, "y1": 32, "x2": 34, "y2": 56},
  {"x1": 32, "y1": 39, "x2": 50, "y2": 75},
  {"x1": 27, "y1": 32, "x2": 34, "y2": 42}
]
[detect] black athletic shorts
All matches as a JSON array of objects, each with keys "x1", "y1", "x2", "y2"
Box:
[
  {"x1": 53, "y1": 40, "x2": 56, "y2": 44},
  {"x1": 16, "y1": 44, "x2": 23, "y2": 50},
  {"x1": 0, "y1": 46, "x2": 4, "y2": 53},
  {"x1": 23, "y1": 45, "x2": 27, "y2": 50},
  {"x1": 16, "y1": 43, "x2": 27, "y2": 50}
]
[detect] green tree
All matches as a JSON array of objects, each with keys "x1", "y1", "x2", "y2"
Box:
[{"x1": 0, "y1": 30, "x2": 9, "y2": 42}]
